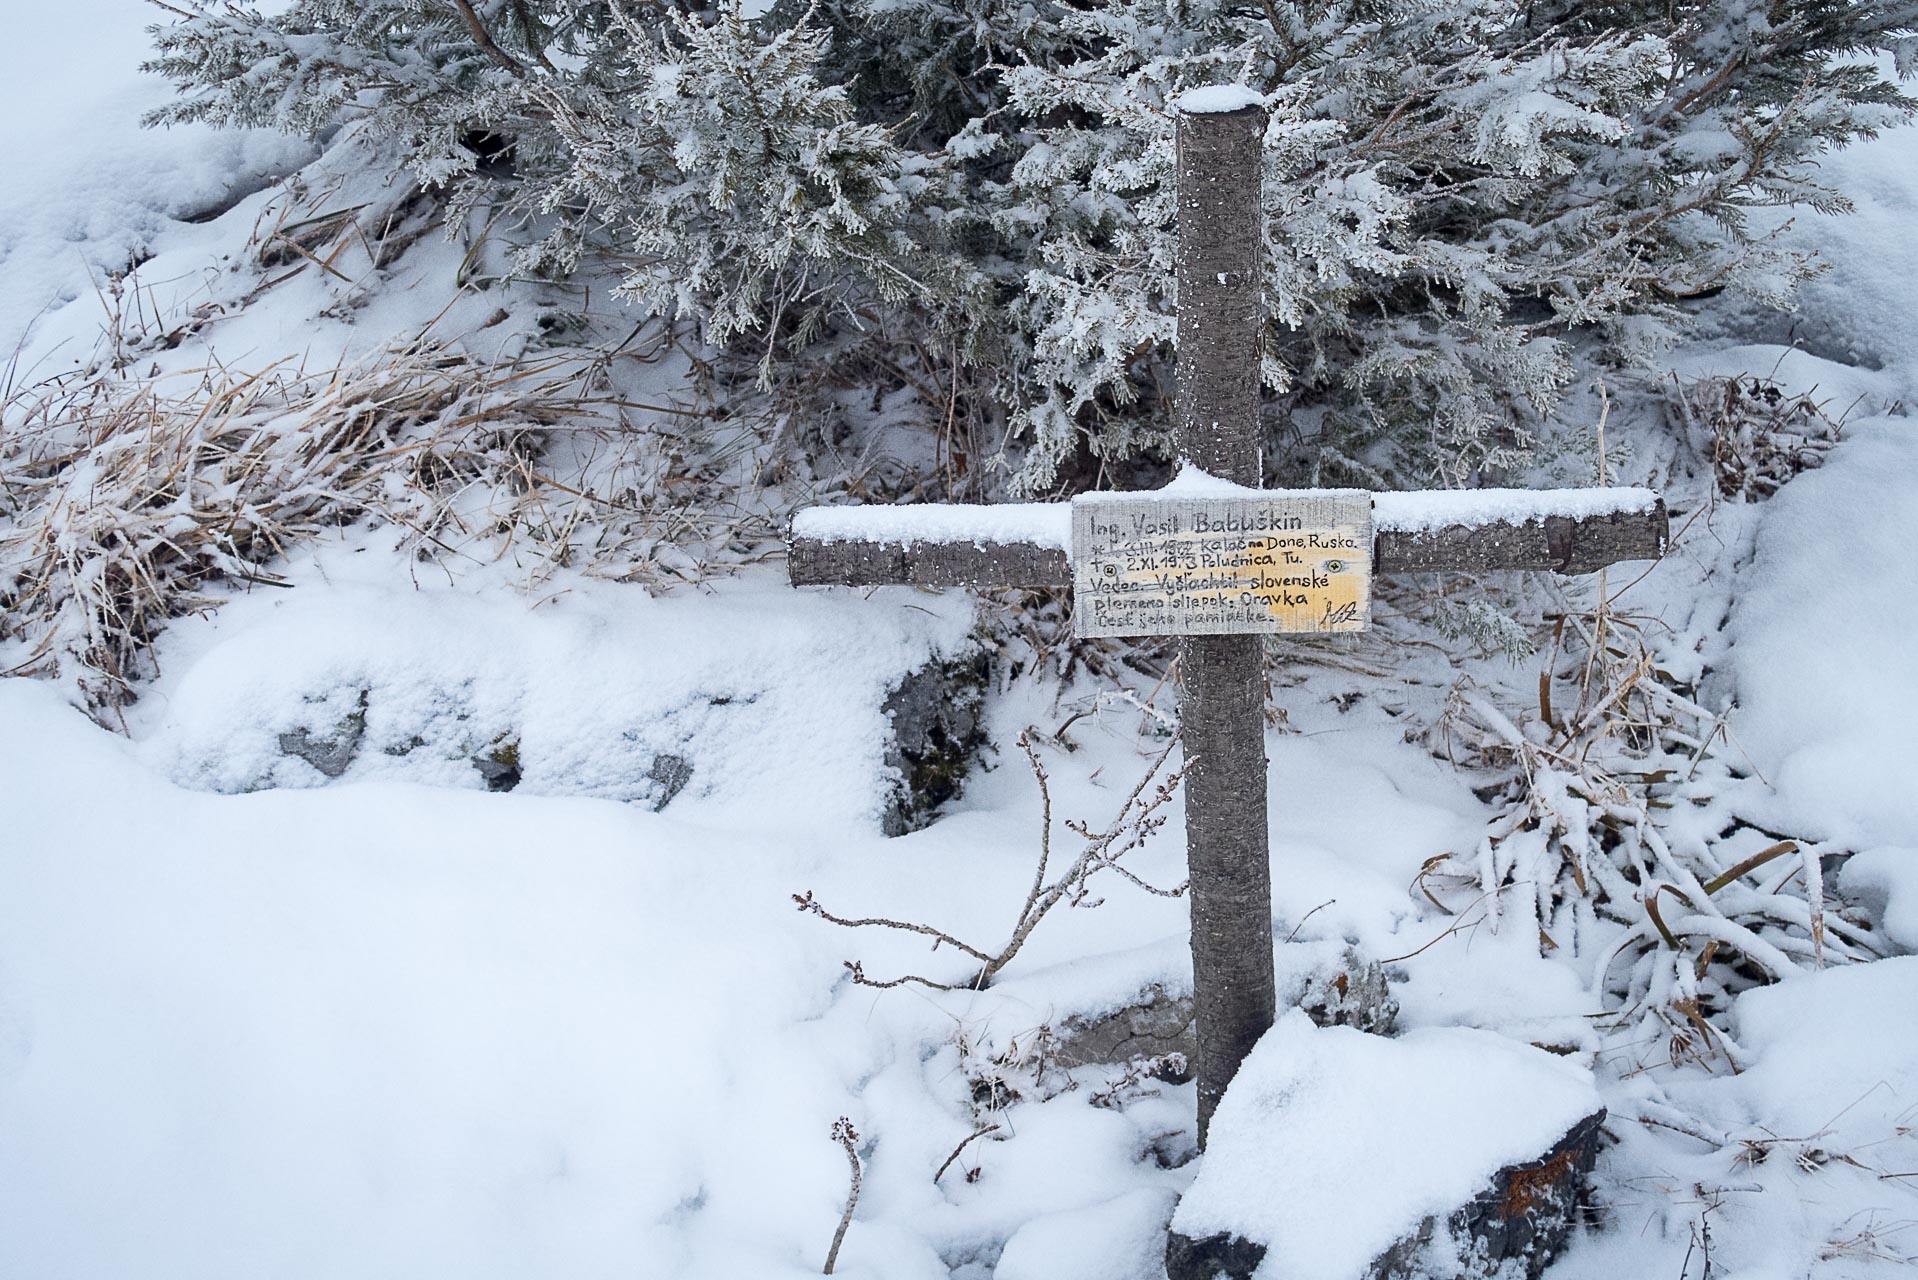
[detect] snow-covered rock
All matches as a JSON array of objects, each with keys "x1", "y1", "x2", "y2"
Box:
[
  {"x1": 1166, "y1": 1012, "x2": 1603, "y2": 1280},
  {"x1": 1053, "y1": 942, "x2": 1400, "y2": 1078},
  {"x1": 131, "y1": 559, "x2": 984, "y2": 836}
]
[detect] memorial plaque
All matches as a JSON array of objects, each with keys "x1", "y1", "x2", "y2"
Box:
[{"x1": 1070, "y1": 491, "x2": 1374, "y2": 638}]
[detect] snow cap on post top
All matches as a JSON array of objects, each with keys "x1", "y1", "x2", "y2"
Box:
[{"x1": 1175, "y1": 84, "x2": 1265, "y2": 115}]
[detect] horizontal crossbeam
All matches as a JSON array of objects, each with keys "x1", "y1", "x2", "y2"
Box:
[{"x1": 788, "y1": 489, "x2": 1668, "y2": 589}]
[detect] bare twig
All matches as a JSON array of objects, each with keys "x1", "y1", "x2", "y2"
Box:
[
  {"x1": 933, "y1": 1123, "x2": 1000, "y2": 1184},
  {"x1": 1379, "y1": 885, "x2": 1521, "y2": 964},
  {"x1": 1283, "y1": 898, "x2": 1336, "y2": 944},
  {"x1": 792, "y1": 893, "x2": 995, "y2": 966},
  {"x1": 449, "y1": 0, "x2": 531, "y2": 78},
  {"x1": 798, "y1": 731, "x2": 1185, "y2": 990},
  {"x1": 823, "y1": 1117, "x2": 862, "y2": 1275}
]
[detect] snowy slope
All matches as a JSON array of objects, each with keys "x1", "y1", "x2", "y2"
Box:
[
  {"x1": 4, "y1": 11, "x2": 1918, "y2": 1280},
  {"x1": 1727, "y1": 418, "x2": 1918, "y2": 849},
  {"x1": 0, "y1": 1, "x2": 311, "y2": 365},
  {"x1": 0, "y1": 590, "x2": 1495, "y2": 1279}
]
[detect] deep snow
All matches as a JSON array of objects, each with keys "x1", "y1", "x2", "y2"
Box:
[{"x1": 3, "y1": 11, "x2": 1918, "y2": 1280}]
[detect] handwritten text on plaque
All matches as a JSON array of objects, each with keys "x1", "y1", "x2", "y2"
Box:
[{"x1": 1070, "y1": 491, "x2": 1373, "y2": 638}]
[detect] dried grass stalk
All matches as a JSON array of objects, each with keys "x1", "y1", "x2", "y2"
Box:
[{"x1": 1, "y1": 336, "x2": 785, "y2": 713}]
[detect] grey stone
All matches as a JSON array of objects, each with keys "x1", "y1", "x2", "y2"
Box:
[
  {"x1": 1163, "y1": 1110, "x2": 1606, "y2": 1280},
  {"x1": 1165, "y1": 1230, "x2": 1268, "y2": 1280},
  {"x1": 1297, "y1": 945, "x2": 1399, "y2": 1037},
  {"x1": 879, "y1": 650, "x2": 989, "y2": 837},
  {"x1": 1371, "y1": 1110, "x2": 1605, "y2": 1280},
  {"x1": 1054, "y1": 946, "x2": 1399, "y2": 1078},
  {"x1": 276, "y1": 694, "x2": 366, "y2": 778},
  {"x1": 473, "y1": 739, "x2": 522, "y2": 792},
  {"x1": 649, "y1": 753, "x2": 694, "y2": 811},
  {"x1": 1054, "y1": 984, "x2": 1197, "y2": 1080}
]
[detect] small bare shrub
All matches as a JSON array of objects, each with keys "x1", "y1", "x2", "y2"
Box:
[
  {"x1": 1416, "y1": 586, "x2": 1876, "y2": 1071},
  {"x1": 1663, "y1": 372, "x2": 1845, "y2": 501},
  {"x1": 794, "y1": 731, "x2": 1186, "y2": 991}
]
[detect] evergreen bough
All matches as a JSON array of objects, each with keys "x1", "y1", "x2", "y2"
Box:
[{"x1": 145, "y1": 0, "x2": 1918, "y2": 493}]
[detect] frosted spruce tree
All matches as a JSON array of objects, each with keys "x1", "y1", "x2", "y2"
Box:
[{"x1": 146, "y1": 0, "x2": 1918, "y2": 494}]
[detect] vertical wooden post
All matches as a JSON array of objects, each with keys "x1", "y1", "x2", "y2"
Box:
[{"x1": 1173, "y1": 92, "x2": 1275, "y2": 1144}]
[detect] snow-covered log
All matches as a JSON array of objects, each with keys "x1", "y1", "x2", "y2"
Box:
[{"x1": 788, "y1": 490, "x2": 1668, "y2": 588}]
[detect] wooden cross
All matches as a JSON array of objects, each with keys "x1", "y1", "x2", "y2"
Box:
[{"x1": 787, "y1": 94, "x2": 1667, "y2": 1143}]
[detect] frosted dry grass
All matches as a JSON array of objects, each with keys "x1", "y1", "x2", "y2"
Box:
[
  {"x1": 0, "y1": 337, "x2": 785, "y2": 714},
  {"x1": 1664, "y1": 371, "x2": 1847, "y2": 501},
  {"x1": 1421, "y1": 572, "x2": 1872, "y2": 1072},
  {"x1": 1375, "y1": 374, "x2": 1871, "y2": 1074}
]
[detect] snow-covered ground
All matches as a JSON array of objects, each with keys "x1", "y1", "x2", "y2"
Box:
[
  {"x1": 0, "y1": 553, "x2": 1494, "y2": 1278},
  {"x1": 5, "y1": 11, "x2": 1918, "y2": 1280},
  {"x1": 0, "y1": 4, "x2": 312, "y2": 368}
]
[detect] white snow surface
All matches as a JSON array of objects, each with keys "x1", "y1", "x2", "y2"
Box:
[
  {"x1": 1725, "y1": 418, "x2": 1918, "y2": 847},
  {"x1": 994, "y1": 1187, "x2": 1179, "y2": 1280},
  {"x1": 1730, "y1": 956, "x2": 1918, "y2": 1147},
  {"x1": 1171, "y1": 1012, "x2": 1601, "y2": 1280},
  {"x1": 1176, "y1": 85, "x2": 1266, "y2": 114},
  {"x1": 0, "y1": 1, "x2": 313, "y2": 361},
  {"x1": 0, "y1": 674, "x2": 942, "y2": 1280}
]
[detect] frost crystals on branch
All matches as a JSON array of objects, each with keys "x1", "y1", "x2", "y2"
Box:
[
  {"x1": 793, "y1": 731, "x2": 1187, "y2": 992},
  {"x1": 144, "y1": 0, "x2": 1918, "y2": 497}
]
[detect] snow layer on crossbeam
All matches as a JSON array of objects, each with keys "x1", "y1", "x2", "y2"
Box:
[
  {"x1": 1370, "y1": 486, "x2": 1658, "y2": 533},
  {"x1": 793, "y1": 502, "x2": 1073, "y2": 549},
  {"x1": 793, "y1": 483, "x2": 1656, "y2": 548},
  {"x1": 1072, "y1": 466, "x2": 1370, "y2": 504},
  {"x1": 1171, "y1": 1012, "x2": 1601, "y2": 1280}
]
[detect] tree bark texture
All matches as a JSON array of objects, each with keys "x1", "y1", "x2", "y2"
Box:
[
  {"x1": 1175, "y1": 101, "x2": 1276, "y2": 1145},
  {"x1": 1178, "y1": 631, "x2": 1275, "y2": 1143},
  {"x1": 1174, "y1": 103, "x2": 1265, "y2": 484}
]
